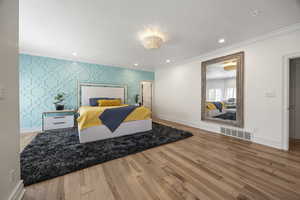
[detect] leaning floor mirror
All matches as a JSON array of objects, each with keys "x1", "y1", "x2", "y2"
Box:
[{"x1": 201, "y1": 52, "x2": 244, "y2": 127}]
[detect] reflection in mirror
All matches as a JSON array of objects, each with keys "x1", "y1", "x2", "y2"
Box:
[
  {"x1": 206, "y1": 59, "x2": 237, "y2": 120},
  {"x1": 201, "y1": 52, "x2": 244, "y2": 127}
]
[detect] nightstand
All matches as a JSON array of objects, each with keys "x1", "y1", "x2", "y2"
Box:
[{"x1": 42, "y1": 110, "x2": 76, "y2": 131}]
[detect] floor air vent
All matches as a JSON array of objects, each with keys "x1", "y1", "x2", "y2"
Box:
[{"x1": 220, "y1": 127, "x2": 252, "y2": 141}]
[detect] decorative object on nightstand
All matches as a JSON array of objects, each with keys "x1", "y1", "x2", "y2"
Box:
[
  {"x1": 42, "y1": 110, "x2": 75, "y2": 131},
  {"x1": 134, "y1": 94, "x2": 141, "y2": 106},
  {"x1": 54, "y1": 92, "x2": 66, "y2": 110},
  {"x1": 135, "y1": 94, "x2": 139, "y2": 104}
]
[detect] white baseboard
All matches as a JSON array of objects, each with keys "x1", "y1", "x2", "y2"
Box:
[
  {"x1": 253, "y1": 137, "x2": 282, "y2": 150},
  {"x1": 155, "y1": 113, "x2": 283, "y2": 150},
  {"x1": 8, "y1": 180, "x2": 25, "y2": 200},
  {"x1": 156, "y1": 114, "x2": 199, "y2": 127},
  {"x1": 20, "y1": 127, "x2": 41, "y2": 134},
  {"x1": 155, "y1": 114, "x2": 221, "y2": 133}
]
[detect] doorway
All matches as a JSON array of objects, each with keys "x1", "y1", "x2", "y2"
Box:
[
  {"x1": 289, "y1": 58, "x2": 300, "y2": 152},
  {"x1": 140, "y1": 81, "x2": 153, "y2": 111}
]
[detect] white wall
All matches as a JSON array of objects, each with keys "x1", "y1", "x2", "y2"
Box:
[
  {"x1": 0, "y1": 0, "x2": 23, "y2": 200},
  {"x1": 154, "y1": 26, "x2": 300, "y2": 150}
]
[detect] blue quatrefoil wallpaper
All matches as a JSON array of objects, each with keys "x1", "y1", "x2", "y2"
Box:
[{"x1": 19, "y1": 54, "x2": 154, "y2": 131}]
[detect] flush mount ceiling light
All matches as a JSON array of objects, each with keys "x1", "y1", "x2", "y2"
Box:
[
  {"x1": 139, "y1": 26, "x2": 167, "y2": 49},
  {"x1": 166, "y1": 59, "x2": 171, "y2": 63},
  {"x1": 223, "y1": 60, "x2": 237, "y2": 71},
  {"x1": 134, "y1": 63, "x2": 139, "y2": 67},
  {"x1": 218, "y1": 38, "x2": 225, "y2": 44},
  {"x1": 223, "y1": 61, "x2": 237, "y2": 67},
  {"x1": 72, "y1": 52, "x2": 77, "y2": 56}
]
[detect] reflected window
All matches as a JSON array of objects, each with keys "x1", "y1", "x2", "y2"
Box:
[
  {"x1": 225, "y1": 88, "x2": 236, "y2": 100},
  {"x1": 208, "y1": 88, "x2": 222, "y2": 101}
]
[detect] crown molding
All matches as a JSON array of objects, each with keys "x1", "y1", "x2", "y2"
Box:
[{"x1": 156, "y1": 22, "x2": 300, "y2": 70}]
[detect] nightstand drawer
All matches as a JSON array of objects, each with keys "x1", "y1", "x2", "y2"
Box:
[{"x1": 44, "y1": 115, "x2": 74, "y2": 130}]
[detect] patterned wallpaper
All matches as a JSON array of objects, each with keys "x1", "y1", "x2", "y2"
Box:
[{"x1": 19, "y1": 54, "x2": 154, "y2": 131}]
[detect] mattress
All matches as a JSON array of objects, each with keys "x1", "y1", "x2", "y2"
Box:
[
  {"x1": 79, "y1": 119, "x2": 152, "y2": 143},
  {"x1": 77, "y1": 105, "x2": 151, "y2": 131}
]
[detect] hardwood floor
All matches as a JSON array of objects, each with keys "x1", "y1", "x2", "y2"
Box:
[
  {"x1": 22, "y1": 119, "x2": 300, "y2": 200},
  {"x1": 20, "y1": 131, "x2": 39, "y2": 152}
]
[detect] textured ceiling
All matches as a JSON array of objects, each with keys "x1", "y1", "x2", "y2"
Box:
[{"x1": 20, "y1": 0, "x2": 300, "y2": 71}]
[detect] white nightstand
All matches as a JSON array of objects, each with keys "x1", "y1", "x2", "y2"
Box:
[{"x1": 42, "y1": 110, "x2": 76, "y2": 131}]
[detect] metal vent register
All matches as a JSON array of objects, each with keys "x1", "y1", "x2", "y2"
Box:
[{"x1": 220, "y1": 127, "x2": 252, "y2": 141}]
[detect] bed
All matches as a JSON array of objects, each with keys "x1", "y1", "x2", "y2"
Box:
[
  {"x1": 206, "y1": 101, "x2": 236, "y2": 120},
  {"x1": 77, "y1": 83, "x2": 152, "y2": 143},
  {"x1": 206, "y1": 102, "x2": 224, "y2": 117}
]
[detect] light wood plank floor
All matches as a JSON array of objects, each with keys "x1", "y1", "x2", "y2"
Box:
[
  {"x1": 20, "y1": 131, "x2": 39, "y2": 152},
  {"x1": 22, "y1": 119, "x2": 300, "y2": 200}
]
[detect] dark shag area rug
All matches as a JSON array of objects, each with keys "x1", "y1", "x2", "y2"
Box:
[{"x1": 21, "y1": 122, "x2": 193, "y2": 186}]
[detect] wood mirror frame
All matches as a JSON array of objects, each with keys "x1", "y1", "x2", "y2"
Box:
[{"x1": 201, "y1": 51, "x2": 244, "y2": 127}]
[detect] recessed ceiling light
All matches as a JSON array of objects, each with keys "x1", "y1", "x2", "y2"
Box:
[
  {"x1": 166, "y1": 59, "x2": 171, "y2": 63},
  {"x1": 218, "y1": 38, "x2": 225, "y2": 44},
  {"x1": 72, "y1": 52, "x2": 77, "y2": 56},
  {"x1": 134, "y1": 63, "x2": 139, "y2": 67},
  {"x1": 250, "y1": 9, "x2": 261, "y2": 17}
]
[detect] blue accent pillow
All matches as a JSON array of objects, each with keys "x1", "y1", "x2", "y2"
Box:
[{"x1": 89, "y1": 98, "x2": 115, "y2": 106}]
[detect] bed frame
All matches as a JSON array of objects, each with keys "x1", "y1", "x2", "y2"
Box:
[
  {"x1": 78, "y1": 82, "x2": 128, "y2": 107},
  {"x1": 77, "y1": 82, "x2": 152, "y2": 143}
]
